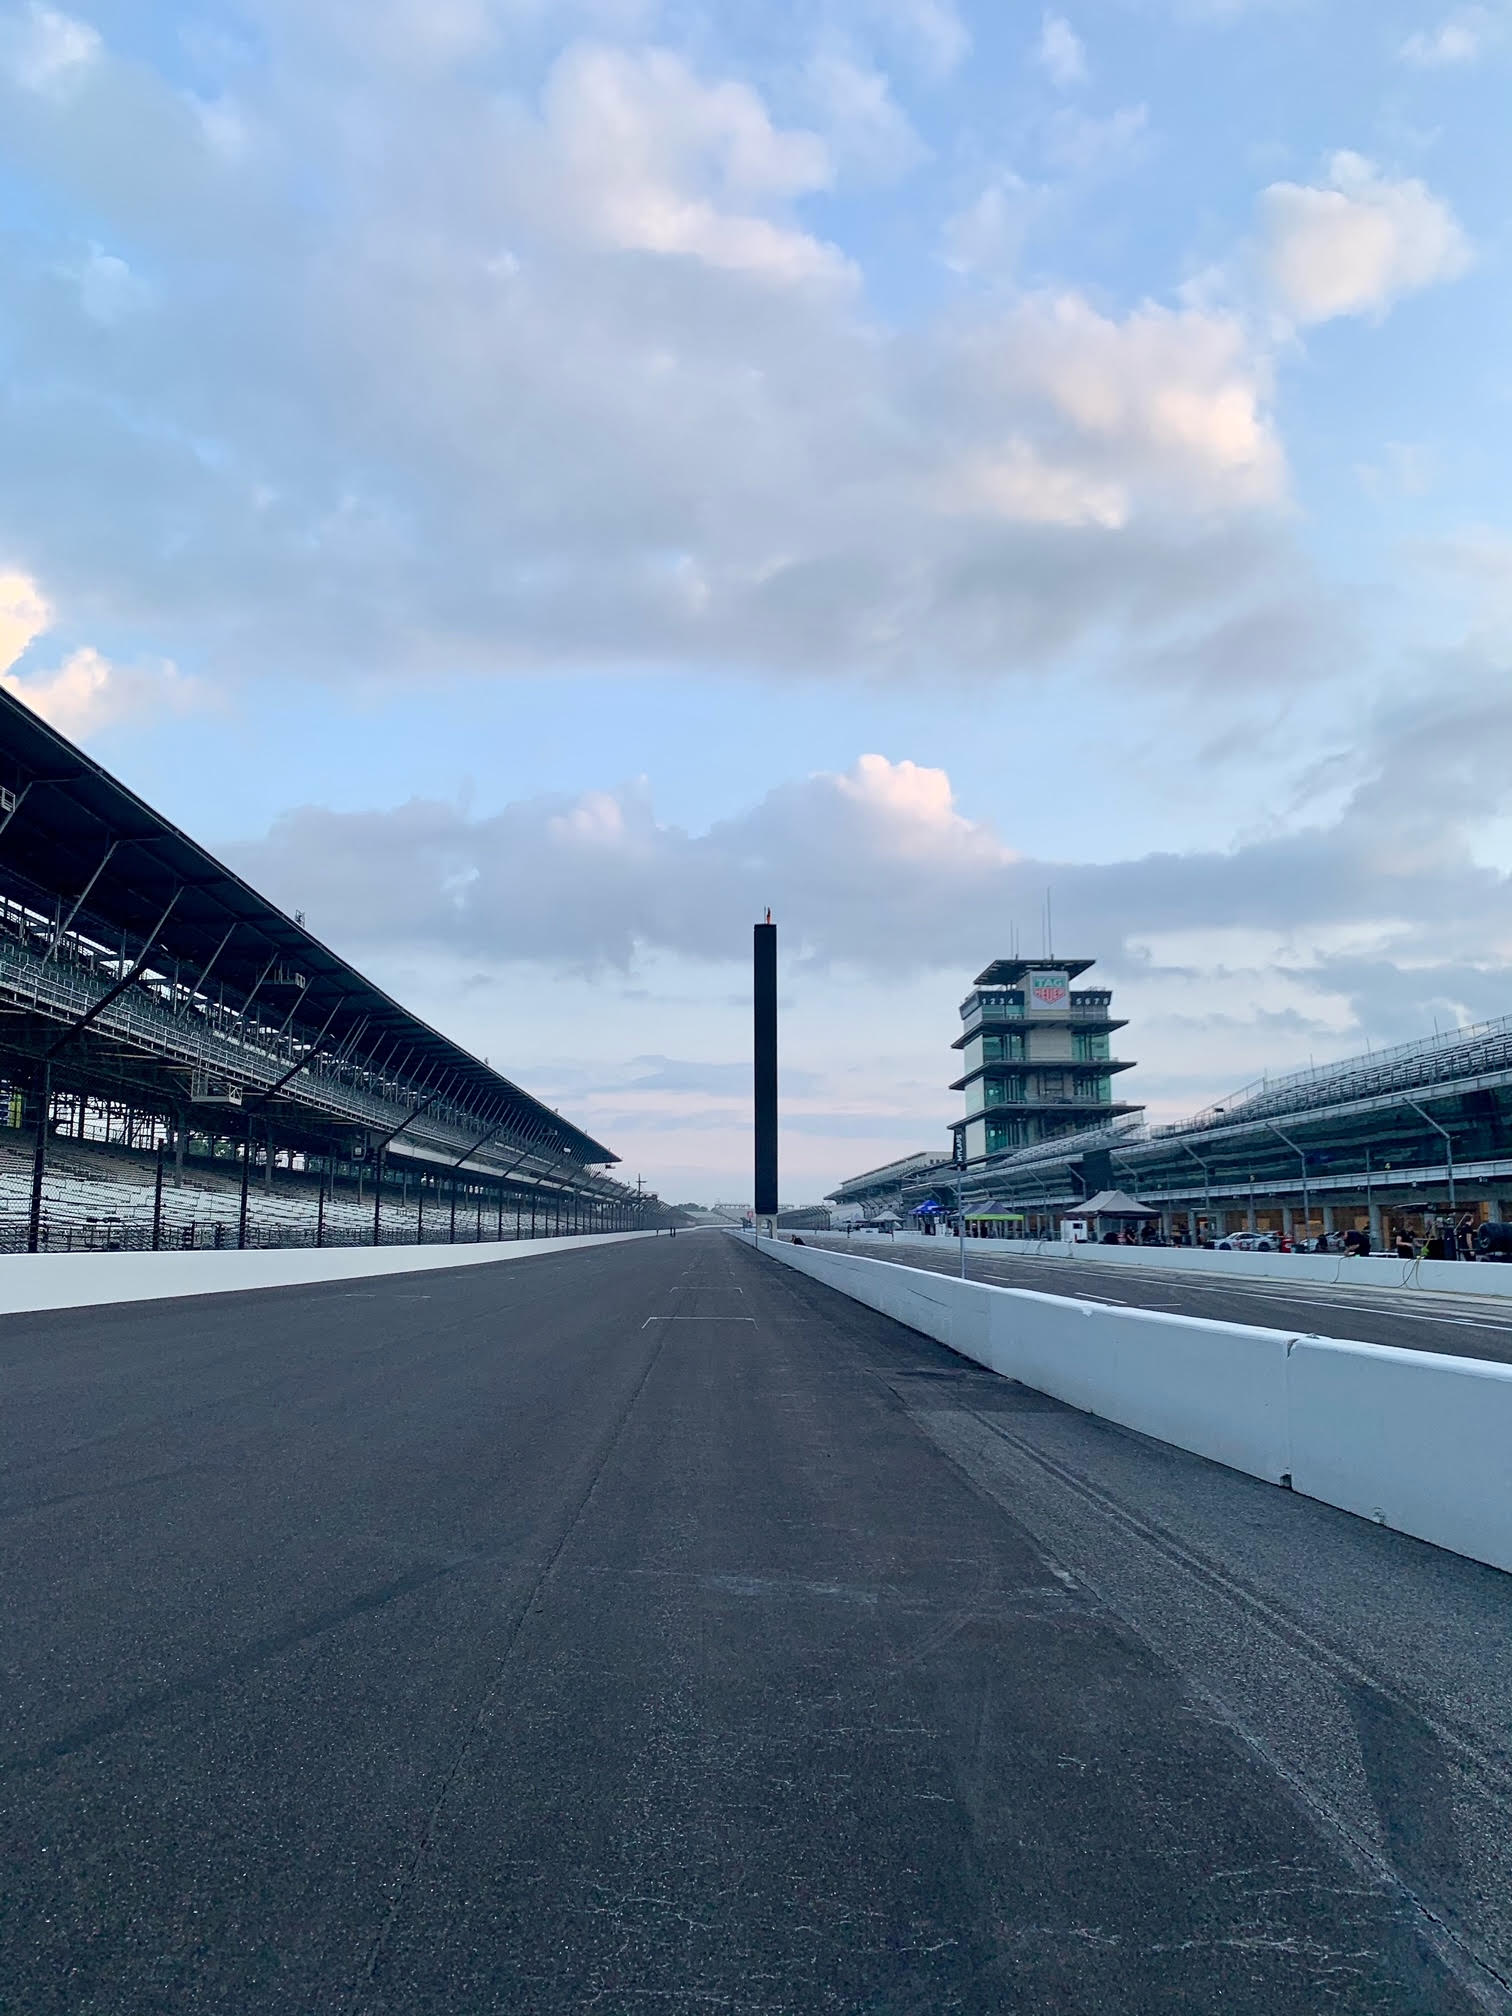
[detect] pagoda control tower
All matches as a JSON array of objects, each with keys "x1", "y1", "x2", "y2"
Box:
[{"x1": 948, "y1": 957, "x2": 1141, "y2": 1168}]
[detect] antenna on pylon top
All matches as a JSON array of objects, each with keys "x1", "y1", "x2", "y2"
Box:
[{"x1": 764, "y1": 907, "x2": 772, "y2": 924}]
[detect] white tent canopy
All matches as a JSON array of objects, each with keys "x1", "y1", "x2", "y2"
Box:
[{"x1": 1077, "y1": 1189, "x2": 1161, "y2": 1220}]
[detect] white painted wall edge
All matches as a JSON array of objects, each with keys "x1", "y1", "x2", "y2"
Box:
[
  {"x1": 0, "y1": 1232, "x2": 654, "y2": 1315},
  {"x1": 743, "y1": 1232, "x2": 1512, "y2": 1577}
]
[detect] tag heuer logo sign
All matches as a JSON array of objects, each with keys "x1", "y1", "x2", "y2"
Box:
[{"x1": 1029, "y1": 970, "x2": 1070, "y2": 1012}]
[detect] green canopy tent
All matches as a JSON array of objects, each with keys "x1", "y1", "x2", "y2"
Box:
[{"x1": 963, "y1": 1200, "x2": 1027, "y2": 1236}]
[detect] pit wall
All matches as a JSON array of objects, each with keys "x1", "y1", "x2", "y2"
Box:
[
  {"x1": 747, "y1": 1233, "x2": 1512, "y2": 1578},
  {"x1": 0, "y1": 1231, "x2": 655, "y2": 1316},
  {"x1": 827, "y1": 1229, "x2": 1512, "y2": 1296}
]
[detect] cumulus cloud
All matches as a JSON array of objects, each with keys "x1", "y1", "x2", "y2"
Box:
[
  {"x1": 0, "y1": 648, "x2": 203, "y2": 737},
  {"x1": 946, "y1": 292, "x2": 1284, "y2": 515},
  {"x1": 1398, "y1": 7, "x2": 1498, "y2": 66},
  {"x1": 804, "y1": 47, "x2": 927, "y2": 185},
  {"x1": 68, "y1": 245, "x2": 149, "y2": 325},
  {"x1": 859, "y1": 0, "x2": 971, "y2": 79},
  {"x1": 225, "y1": 697, "x2": 1512, "y2": 1170},
  {"x1": 0, "y1": 566, "x2": 203, "y2": 736},
  {"x1": 229, "y1": 697, "x2": 1512, "y2": 1020},
  {"x1": 1256, "y1": 152, "x2": 1471, "y2": 325},
  {"x1": 0, "y1": 568, "x2": 50, "y2": 673},
  {"x1": 0, "y1": 2, "x2": 99, "y2": 96},
  {"x1": 1043, "y1": 102, "x2": 1148, "y2": 175},
  {"x1": 537, "y1": 44, "x2": 843, "y2": 284},
  {"x1": 1036, "y1": 12, "x2": 1089, "y2": 87},
  {"x1": 0, "y1": 0, "x2": 1313, "y2": 695},
  {"x1": 941, "y1": 174, "x2": 1039, "y2": 278}
]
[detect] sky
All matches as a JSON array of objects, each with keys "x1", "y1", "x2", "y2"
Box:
[{"x1": 3, "y1": 0, "x2": 1512, "y2": 1204}]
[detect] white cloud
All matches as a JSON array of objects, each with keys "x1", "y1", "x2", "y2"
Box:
[
  {"x1": 1256, "y1": 152, "x2": 1471, "y2": 325},
  {"x1": 804, "y1": 48, "x2": 926, "y2": 186},
  {"x1": 860, "y1": 0, "x2": 971, "y2": 79},
  {"x1": 1043, "y1": 102, "x2": 1148, "y2": 175},
  {"x1": 1036, "y1": 11, "x2": 1089, "y2": 87},
  {"x1": 0, "y1": 568, "x2": 50, "y2": 673},
  {"x1": 1398, "y1": 7, "x2": 1497, "y2": 67},
  {"x1": 1423, "y1": 527, "x2": 1512, "y2": 646},
  {"x1": 0, "y1": 2, "x2": 99, "y2": 97},
  {"x1": 0, "y1": 2, "x2": 1311, "y2": 696},
  {"x1": 0, "y1": 646, "x2": 203, "y2": 737},
  {"x1": 1, "y1": 645, "x2": 114, "y2": 733},
  {"x1": 1355, "y1": 441, "x2": 1434, "y2": 497},
  {"x1": 0, "y1": 566, "x2": 202, "y2": 737},
  {"x1": 833, "y1": 753, "x2": 1014, "y2": 863},
  {"x1": 220, "y1": 684, "x2": 1512, "y2": 1191},
  {"x1": 539, "y1": 44, "x2": 842, "y2": 284},
  {"x1": 935, "y1": 441, "x2": 1130, "y2": 528},
  {"x1": 227, "y1": 694, "x2": 1512, "y2": 1061},
  {"x1": 70, "y1": 245, "x2": 149, "y2": 325},
  {"x1": 975, "y1": 292, "x2": 1284, "y2": 509}
]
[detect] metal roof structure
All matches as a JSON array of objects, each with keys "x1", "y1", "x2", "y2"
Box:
[
  {"x1": 971, "y1": 958, "x2": 1096, "y2": 987},
  {"x1": 0, "y1": 687, "x2": 617, "y2": 1182}
]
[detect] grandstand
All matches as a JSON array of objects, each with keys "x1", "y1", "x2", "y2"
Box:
[
  {"x1": 826, "y1": 1153, "x2": 940, "y2": 1218},
  {"x1": 0, "y1": 689, "x2": 671, "y2": 1252},
  {"x1": 835, "y1": 1014, "x2": 1512, "y2": 1249}
]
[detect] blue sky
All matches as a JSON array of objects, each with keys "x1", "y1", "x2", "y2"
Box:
[{"x1": 3, "y1": 0, "x2": 1512, "y2": 1201}]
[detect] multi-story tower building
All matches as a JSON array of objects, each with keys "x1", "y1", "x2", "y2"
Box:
[{"x1": 948, "y1": 958, "x2": 1141, "y2": 1167}]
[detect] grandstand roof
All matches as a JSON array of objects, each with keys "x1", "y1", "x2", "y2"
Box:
[{"x1": 0, "y1": 688, "x2": 616, "y2": 1166}]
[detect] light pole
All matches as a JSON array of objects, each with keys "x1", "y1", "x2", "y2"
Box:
[
  {"x1": 1265, "y1": 1122, "x2": 1311, "y2": 1242},
  {"x1": 1405, "y1": 1098, "x2": 1456, "y2": 1220},
  {"x1": 952, "y1": 1132, "x2": 968, "y2": 1278},
  {"x1": 1176, "y1": 1140, "x2": 1213, "y2": 1239}
]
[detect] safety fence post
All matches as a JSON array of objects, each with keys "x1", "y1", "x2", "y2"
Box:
[
  {"x1": 26, "y1": 1061, "x2": 50, "y2": 1255},
  {"x1": 238, "y1": 1127, "x2": 252, "y2": 1249}
]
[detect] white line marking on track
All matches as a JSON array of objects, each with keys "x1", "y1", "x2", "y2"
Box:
[{"x1": 642, "y1": 1315, "x2": 756, "y2": 1325}]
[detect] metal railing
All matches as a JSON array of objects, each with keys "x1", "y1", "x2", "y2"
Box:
[{"x1": 0, "y1": 1161, "x2": 633, "y2": 1255}]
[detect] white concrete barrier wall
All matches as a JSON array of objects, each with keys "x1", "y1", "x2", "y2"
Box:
[
  {"x1": 1288, "y1": 1340, "x2": 1512, "y2": 1576},
  {"x1": 0, "y1": 1231, "x2": 654, "y2": 1316},
  {"x1": 758, "y1": 1237, "x2": 1291, "y2": 1484},
  {"x1": 825, "y1": 1231, "x2": 1512, "y2": 1296},
  {"x1": 749, "y1": 1233, "x2": 1512, "y2": 1576},
  {"x1": 985, "y1": 1289, "x2": 1293, "y2": 1485}
]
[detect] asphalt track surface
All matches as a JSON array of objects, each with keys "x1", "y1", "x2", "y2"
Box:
[
  {"x1": 3, "y1": 1231, "x2": 1511, "y2": 2014},
  {"x1": 807, "y1": 1233, "x2": 1512, "y2": 1364}
]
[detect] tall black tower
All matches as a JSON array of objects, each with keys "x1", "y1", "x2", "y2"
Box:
[{"x1": 753, "y1": 913, "x2": 778, "y2": 1219}]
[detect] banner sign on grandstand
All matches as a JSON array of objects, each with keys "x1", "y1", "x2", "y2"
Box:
[{"x1": 1028, "y1": 970, "x2": 1070, "y2": 1014}]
